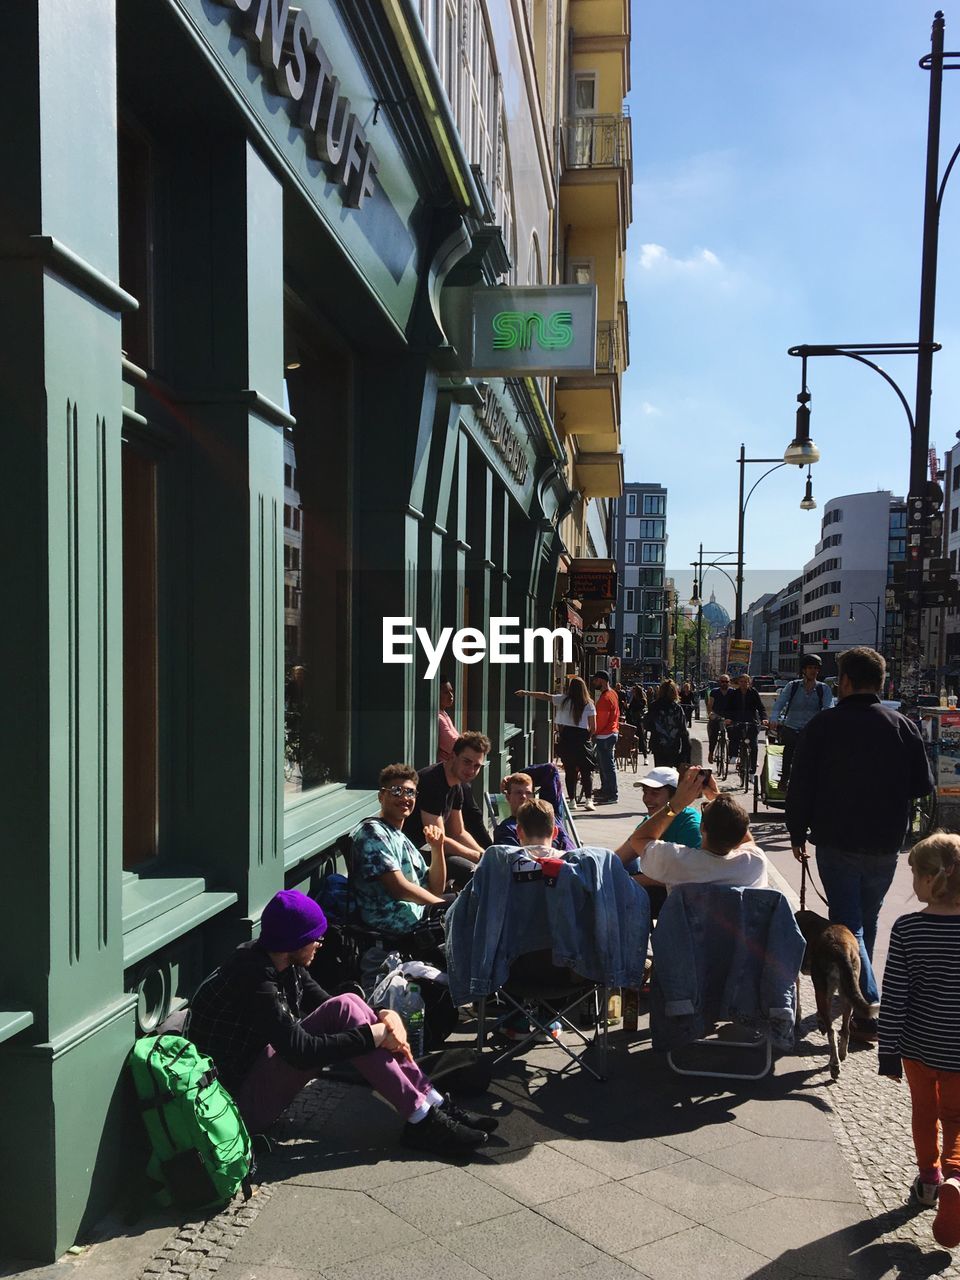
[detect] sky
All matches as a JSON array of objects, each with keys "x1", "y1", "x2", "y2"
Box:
[{"x1": 622, "y1": 1, "x2": 960, "y2": 617}]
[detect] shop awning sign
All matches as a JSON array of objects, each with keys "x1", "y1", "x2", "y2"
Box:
[
  {"x1": 584, "y1": 630, "x2": 610, "y2": 653},
  {"x1": 568, "y1": 563, "x2": 617, "y2": 602},
  {"x1": 469, "y1": 286, "x2": 598, "y2": 375}
]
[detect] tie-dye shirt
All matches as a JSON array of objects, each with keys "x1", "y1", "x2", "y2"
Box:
[{"x1": 351, "y1": 818, "x2": 428, "y2": 934}]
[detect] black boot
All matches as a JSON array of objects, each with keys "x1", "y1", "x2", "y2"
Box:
[
  {"x1": 439, "y1": 1094, "x2": 499, "y2": 1133},
  {"x1": 401, "y1": 1106, "x2": 488, "y2": 1155}
]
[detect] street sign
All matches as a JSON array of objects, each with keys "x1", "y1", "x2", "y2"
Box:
[
  {"x1": 469, "y1": 285, "x2": 598, "y2": 376},
  {"x1": 609, "y1": 656, "x2": 621, "y2": 670}
]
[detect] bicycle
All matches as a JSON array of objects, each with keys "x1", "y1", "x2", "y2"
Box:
[
  {"x1": 907, "y1": 790, "x2": 939, "y2": 843},
  {"x1": 728, "y1": 721, "x2": 759, "y2": 793},
  {"x1": 713, "y1": 718, "x2": 729, "y2": 781}
]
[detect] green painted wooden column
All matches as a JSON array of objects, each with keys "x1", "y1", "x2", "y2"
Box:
[
  {"x1": 0, "y1": 0, "x2": 135, "y2": 1259},
  {"x1": 160, "y1": 138, "x2": 285, "y2": 931},
  {"x1": 352, "y1": 357, "x2": 439, "y2": 783}
]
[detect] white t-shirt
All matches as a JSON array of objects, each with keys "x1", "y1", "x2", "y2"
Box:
[
  {"x1": 640, "y1": 839, "x2": 768, "y2": 892},
  {"x1": 551, "y1": 692, "x2": 595, "y2": 729}
]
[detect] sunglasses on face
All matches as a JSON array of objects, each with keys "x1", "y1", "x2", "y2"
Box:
[{"x1": 386, "y1": 784, "x2": 418, "y2": 800}]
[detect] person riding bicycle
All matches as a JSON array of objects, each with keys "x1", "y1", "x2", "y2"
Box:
[
  {"x1": 725, "y1": 673, "x2": 764, "y2": 776},
  {"x1": 767, "y1": 654, "x2": 835, "y2": 789},
  {"x1": 706, "y1": 673, "x2": 732, "y2": 764}
]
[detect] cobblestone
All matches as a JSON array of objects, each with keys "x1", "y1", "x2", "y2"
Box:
[
  {"x1": 798, "y1": 972, "x2": 960, "y2": 1278},
  {"x1": 129, "y1": 1075, "x2": 345, "y2": 1279}
]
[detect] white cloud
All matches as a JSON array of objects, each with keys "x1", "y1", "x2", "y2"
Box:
[
  {"x1": 639, "y1": 402, "x2": 662, "y2": 416},
  {"x1": 638, "y1": 243, "x2": 722, "y2": 271}
]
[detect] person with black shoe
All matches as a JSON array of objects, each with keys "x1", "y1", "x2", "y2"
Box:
[{"x1": 190, "y1": 890, "x2": 494, "y2": 1156}]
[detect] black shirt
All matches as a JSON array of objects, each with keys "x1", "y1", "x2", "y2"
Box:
[
  {"x1": 724, "y1": 687, "x2": 764, "y2": 725},
  {"x1": 406, "y1": 760, "x2": 492, "y2": 852},
  {"x1": 786, "y1": 693, "x2": 934, "y2": 856},
  {"x1": 189, "y1": 941, "x2": 374, "y2": 1093}
]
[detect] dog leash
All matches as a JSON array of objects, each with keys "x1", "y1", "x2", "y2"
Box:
[{"x1": 799, "y1": 855, "x2": 830, "y2": 910}]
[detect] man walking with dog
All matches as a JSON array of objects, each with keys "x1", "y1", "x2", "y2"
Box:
[{"x1": 786, "y1": 647, "x2": 934, "y2": 1043}]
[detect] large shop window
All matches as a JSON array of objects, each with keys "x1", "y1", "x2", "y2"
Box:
[
  {"x1": 122, "y1": 440, "x2": 160, "y2": 869},
  {"x1": 282, "y1": 323, "x2": 352, "y2": 797}
]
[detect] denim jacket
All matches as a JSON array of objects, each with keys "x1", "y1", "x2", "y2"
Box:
[
  {"x1": 445, "y1": 844, "x2": 650, "y2": 1006},
  {"x1": 650, "y1": 884, "x2": 804, "y2": 1052}
]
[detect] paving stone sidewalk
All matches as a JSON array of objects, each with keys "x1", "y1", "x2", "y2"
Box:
[{"x1": 10, "y1": 724, "x2": 958, "y2": 1280}]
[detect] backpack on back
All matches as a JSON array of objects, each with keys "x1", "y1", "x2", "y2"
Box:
[{"x1": 129, "y1": 1033, "x2": 253, "y2": 1210}]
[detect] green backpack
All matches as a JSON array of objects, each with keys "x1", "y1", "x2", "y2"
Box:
[{"x1": 129, "y1": 1034, "x2": 253, "y2": 1210}]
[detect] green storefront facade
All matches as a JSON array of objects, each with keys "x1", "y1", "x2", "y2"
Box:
[{"x1": 0, "y1": 0, "x2": 572, "y2": 1261}]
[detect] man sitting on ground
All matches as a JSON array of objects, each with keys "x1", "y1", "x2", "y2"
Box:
[
  {"x1": 616, "y1": 766, "x2": 767, "y2": 892},
  {"x1": 405, "y1": 732, "x2": 493, "y2": 887},
  {"x1": 351, "y1": 763, "x2": 449, "y2": 935},
  {"x1": 493, "y1": 772, "x2": 575, "y2": 851},
  {"x1": 189, "y1": 890, "x2": 494, "y2": 1154}
]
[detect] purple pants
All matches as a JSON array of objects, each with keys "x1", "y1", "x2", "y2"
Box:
[{"x1": 234, "y1": 993, "x2": 433, "y2": 1133}]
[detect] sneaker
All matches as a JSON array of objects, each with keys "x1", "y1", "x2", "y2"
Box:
[
  {"x1": 440, "y1": 1094, "x2": 499, "y2": 1133},
  {"x1": 499, "y1": 1011, "x2": 531, "y2": 1041},
  {"x1": 594, "y1": 795, "x2": 617, "y2": 806},
  {"x1": 912, "y1": 1175, "x2": 941, "y2": 1208},
  {"x1": 545, "y1": 1019, "x2": 563, "y2": 1041},
  {"x1": 582, "y1": 798, "x2": 596, "y2": 811},
  {"x1": 933, "y1": 1177, "x2": 960, "y2": 1247},
  {"x1": 401, "y1": 1106, "x2": 488, "y2": 1155},
  {"x1": 849, "y1": 1016, "x2": 879, "y2": 1045}
]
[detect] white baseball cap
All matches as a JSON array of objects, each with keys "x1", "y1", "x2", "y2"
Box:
[{"x1": 634, "y1": 766, "x2": 679, "y2": 790}]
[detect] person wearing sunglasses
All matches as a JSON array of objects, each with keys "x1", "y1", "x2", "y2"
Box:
[{"x1": 351, "y1": 763, "x2": 450, "y2": 935}]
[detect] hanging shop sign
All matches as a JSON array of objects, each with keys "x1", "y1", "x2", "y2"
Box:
[
  {"x1": 568, "y1": 561, "x2": 617, "y2": 602},
  {"x1": 469, "y1": 286, "x2": 598, "y2": 375},
  {"x1": 210, "y1": 0, "x2": 379, "y2": 209},
  {"x1": 584, "y1": 630, "x2": 610, "y2": 653},
  {"x1": 565, "y1": 604, "x2": 583, "y2": 635}
]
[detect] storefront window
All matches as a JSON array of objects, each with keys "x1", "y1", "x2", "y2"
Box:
[{"x1": 282, "y1": 323, "x2": 351, "y2": 797}]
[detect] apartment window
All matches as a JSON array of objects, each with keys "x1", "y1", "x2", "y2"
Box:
[
  {"x1": 952, "y1": 508, "x2": 959, "y2": 533},
  {"x1": 954, "y1": 463, "x2": 960, "y2": 492},
  {"x1": 889, "y1": 538, "x2": 906, "y2": 556},
  {"x1": 637, "y1": 519, "x2": 664, "y2": 539},
  {"x1": 642, "y1": 494, "x2": 666, "y2": 516},
  {"x1": 637, "y1": 568, "x2": 664, "y2": 587},
  {"x1": 568, "y1": 260, "x2": 593, "y2": 285},
  {"x1": 641, "y1": 542, "x2": 664, "y2": 563},
  {"x1": 626, "y1": 541, "x2": 636, "y2": 563},
  {"x1": 574, "y1": 73, "x2": 597, "y2": 112},
  {"x1": 624, "y1": 588, "x2": 636, "y2": 612},
  {"x1": 642, "y1": 639, "x2": 661, "y2": 658},
  {"x1": 890, "y1": 510, "x2": 907, "y2": 530},
  {"x1": 623, "y1": 636, "x2": 634, "y2": 659},
  {"x1": 644, "y1": 591, "x2": 663, "y2": 612},
  {"x1": 642, "y1": 615, "x2": 663, "y2": 636},
  {"x1": 626, "y1": 494, "x2": 637, "y2": 516},
  {"x1": 284, "y1": 544, "x2": 301, "y2": 571}
]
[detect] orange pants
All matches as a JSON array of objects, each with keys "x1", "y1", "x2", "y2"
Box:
[{"x1": 904, "y1": 1057, "x2": 960, "y2": 1182}]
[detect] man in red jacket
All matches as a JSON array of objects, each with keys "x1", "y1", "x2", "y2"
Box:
[{"x1": 592, "y1": 669, "x2": 621, "y2": 804}]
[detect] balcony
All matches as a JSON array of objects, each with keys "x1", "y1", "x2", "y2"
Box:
[
  {"x1": 556, "y1": 319, "x2": 624, "y2": 451},
  {"x1": 560, "y1": 115, "x2": 633, "y2": 243},
  {"x1": 574, "y1": 451, "x2": 624, "y2": 499}
]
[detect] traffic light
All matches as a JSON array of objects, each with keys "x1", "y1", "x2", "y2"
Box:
[
  {"x1": 792, "y1": 639, "x2": 799, "y2": 651},
  {"x1": 822, "y1": 636, "x2": 829, "y2": 651}
]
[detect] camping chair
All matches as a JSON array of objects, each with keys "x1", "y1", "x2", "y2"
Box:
[
  {"x1": 651, "y1": 883, "x2": 804, "y2": 1081},
  {"x1": 485, "y1": 762, "x2": 582, "y2": 848}
]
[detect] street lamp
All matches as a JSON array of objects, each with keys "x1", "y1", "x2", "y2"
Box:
[
  {"x1": 785, "y1": 12, "x2": 958, "y2": 700},
  {"x1": 690, "y1": 542, "x2": 738, "y2": 682},
  {"x1": 849, "y1": 599, "x2": 882, "y2": 652},
  {"x1": 783, "y1": 389, "x2": 821, "y2": 467},
  {"x1": 734, "y1": 446, "x2": 817, "y2": 638}
]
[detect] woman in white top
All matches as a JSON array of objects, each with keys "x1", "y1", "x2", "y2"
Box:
[{"x1": 517, "y1": 677, "x2": 598, "y2": 810}]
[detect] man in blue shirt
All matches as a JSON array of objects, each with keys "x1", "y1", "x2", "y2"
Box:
[
  {"x1": 633, "y1": 766, "x2": 702, "y2": 848},
  {"x1": 769, "y1": 654, "x2": 835, "y2": 788}
]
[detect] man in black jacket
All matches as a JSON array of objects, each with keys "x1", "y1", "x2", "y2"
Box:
[
  {"x1": 189, "y1": 890, "x2": 492, "y2": 1153},
  {"x1": 724, "y1": 673, "x2": 765, "y2": 776},
  {"x1": 786, "y1": 647, "x2": 934, "y2": 1038}
]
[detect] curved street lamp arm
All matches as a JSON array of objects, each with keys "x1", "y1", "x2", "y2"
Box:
[
  {"x1": 743, "y1": 462, "x2": 788, "y2": 516},
  {"x1": 938, "y1": 139, "x2": 960, "y2": 210},
  {"x1": 702, "y1": 561, "x2": 738, "y2": 594},
  {"x1": 842, "y1": 352, "x2": 917, "y2": 436},
  {"x1": 787, "y1": 343, "x2": 924, "y2": 436}
]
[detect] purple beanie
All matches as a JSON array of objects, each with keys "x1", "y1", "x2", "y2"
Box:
[{"x1": 259, "y1": 890, "x2": 328, "y2": 952}]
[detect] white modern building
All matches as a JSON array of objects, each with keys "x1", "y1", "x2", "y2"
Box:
[{"x1": 610, "y1": 482, "x2": 669, "y2": 677}]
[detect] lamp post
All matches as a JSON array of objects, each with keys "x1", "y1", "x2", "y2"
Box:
[
  {"x1": 734, "y1": 445, "x2": 818, "y2": 639},
  {"x1": 690, "y1": 543, "x2": 739, "y2": 684},
  {"x1": 849, "y1": 598, "x2": 882, "y2": 652},
  {"x1": 785, "y1": 12, "x2": 958, "y2": 701}
]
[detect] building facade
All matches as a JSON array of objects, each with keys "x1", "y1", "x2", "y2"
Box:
[
  {"x1": 611, "y1": 483, "x2": 669, "y2": 678},
  {"x1": 1, "y1": 0, "x2": 629, "y2": 1259},
  {"x1": 799, "y1": 492, "x2": 901, "y2": 678}
]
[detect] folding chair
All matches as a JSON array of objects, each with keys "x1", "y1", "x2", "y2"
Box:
[
  {"x1": 476, "y1": 952, "x2": 608, "y2": 1082},
  {"x1": 651, "y1": 883, "x2": 804, "y2": 1081}
]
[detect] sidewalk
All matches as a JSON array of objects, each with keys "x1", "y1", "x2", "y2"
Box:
[{"x1": 13, "y1": 724, "x2": 958, "y2": 1280}]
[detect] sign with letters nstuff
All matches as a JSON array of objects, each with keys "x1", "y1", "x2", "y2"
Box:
[{"x1": 470, "y1": 286, "x2": 598, "y2": 375}]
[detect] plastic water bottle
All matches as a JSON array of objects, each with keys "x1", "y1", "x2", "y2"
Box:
[{"x1": 398, "y1": 981, "x2": 425, "y2": 1060}]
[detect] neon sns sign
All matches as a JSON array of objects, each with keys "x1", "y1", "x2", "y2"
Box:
[
  {"x1": 491, "y1": 311, "x2": 574, "y2": 351},
  {"x1": 211, "y1": 0, "x2": 379, "y2": 209},
  {"x1": 383, "y1": 619, "x2": 573, "y2": 679}
]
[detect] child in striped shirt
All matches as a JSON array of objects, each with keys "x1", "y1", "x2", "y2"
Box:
[{"x1": 879, "y1": 833, "x2": 960, "y2": 1248}]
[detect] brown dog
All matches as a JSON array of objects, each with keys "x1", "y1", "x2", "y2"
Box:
[{"x1": 795, "y1": 909, "x2": 879, "y2": 1081}]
